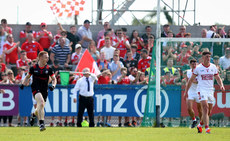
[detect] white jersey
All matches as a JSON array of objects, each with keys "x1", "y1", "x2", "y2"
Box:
[
  {"x1": 187, "y1": 69, "x2": 197, "y2": 94},
  {"x1": 193, "y1": 63, "x2": 218, "y2": 92}
]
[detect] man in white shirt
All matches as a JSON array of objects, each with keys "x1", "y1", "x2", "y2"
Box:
[
  {"x1": 100, "y1": 36, "x2": 115, "y2": 61},
  {"x1": 219, "y1": 47, "x2": 230, "y2": 70},
  {"x1": 184, "y1": 51, "x2": 225, "y2": 134},
  {"x1": 73, "y1": 68, "x2": 98, "y2": 127}
]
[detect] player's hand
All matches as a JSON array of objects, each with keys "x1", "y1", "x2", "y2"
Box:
[
  {"x1": 49, "y1": 85, "x2": 55, "y2": 91},
  {"x1": 183, "y1": 92, "x2": 188, "y2": 101},
  {"x1": 73, "y1": 98, "x2": 77, "y2": 103},
  {"x1": 221, "y1": 86, "x2": 225, "y2": 93},
  {"x1": 19, "y1": 84, "x2": 24, "y2": 90}
]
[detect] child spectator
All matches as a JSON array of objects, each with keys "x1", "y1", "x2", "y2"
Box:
[
  {"x1": 71, "y1": 44, "x2": 83, "y2": 66},
  {"x1": 88, "y1": 41, "x2": 100, "y2": 61}
]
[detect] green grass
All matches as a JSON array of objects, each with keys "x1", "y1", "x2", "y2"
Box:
[{"x1": 0, "y1": 127, "x2": 230, "y2": 141}]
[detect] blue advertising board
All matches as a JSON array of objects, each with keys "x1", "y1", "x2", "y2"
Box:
[{"x1": 19, "y1": 85, "x2": 181, "y2": 117}]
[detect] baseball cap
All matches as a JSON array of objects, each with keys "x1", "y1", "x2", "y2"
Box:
[
  {"x1": 26, "y1": 22, "x2": 32, "y2": 26},
  {"x1": 75, "y1": 44, "x2": 82, "y2": 49},
  {"x1": 84, "y1": 19, "x2": 91, "y2": 24},
  {"x1": 40, "y1": 22, "x2": 46, "y2": 27}
]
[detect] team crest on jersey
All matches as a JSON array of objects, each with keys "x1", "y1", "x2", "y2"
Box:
[
  {"x1": 45, "y1": 70, "x2": 48, "y2": 74},
  {"x1": 206, "y1": 69, "x2": 209, "y2": 72}
]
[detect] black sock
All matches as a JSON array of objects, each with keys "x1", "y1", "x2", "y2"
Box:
[{"x1": 39, "y1": 120, "x2": 44, "y2": 125}]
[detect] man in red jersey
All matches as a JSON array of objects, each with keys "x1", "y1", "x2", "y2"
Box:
[
  {"x1": 138, "y1": 49, "x2": 151, "y2": 72},
  {"x1": 1, "y1": 19, "x2": 12, "y2": 34},
  {"x1": 21, "y1": 33, "x2": 43, "y2": 60},
  {"x1": 16, "y1": 50, "x2": 31, "y2": 70},
  {"x1": 36, "y1": 22, "x2": 53, "y2": 51},
  {"x1": 20, "y1": 22, "x2": 36, "y2": 44},
  {"x1": 3, "y1": 34, "x2": 21, "y2": 64}
]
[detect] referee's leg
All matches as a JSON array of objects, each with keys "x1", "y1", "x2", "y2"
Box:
[
  {"x1": 87, "y1": 97, "x2": 95, "y2": 127},
  {"x1": 77, "y1": 96, "x2": 86, "y2": 127}
]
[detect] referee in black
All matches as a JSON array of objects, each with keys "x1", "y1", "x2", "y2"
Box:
[
  {"x1": 21, "y1": 51, "x2": 57, "y2": 131},
  {"x1": 73, "y1": 68, "x2": 98, "y2": 127}
]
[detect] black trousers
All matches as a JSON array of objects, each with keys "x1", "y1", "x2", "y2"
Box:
[{"x1": 77, "y1": 95, "x2": 95, "y2": 127}]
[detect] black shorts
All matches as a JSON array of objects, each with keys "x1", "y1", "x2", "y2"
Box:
[{"x1": 32, "y1": 89, "x2": 48, "y2": 102}]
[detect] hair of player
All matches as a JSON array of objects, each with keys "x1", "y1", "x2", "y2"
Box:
[
  {"x1": 189, "y1": 59, "x2": 197, "y2": 64},
  {"x1": 38, "y1": 51, "x2": 48, "y2": 59},
  {"x1": 202, "y1": 51, "x2": 212, "y2": 56}
]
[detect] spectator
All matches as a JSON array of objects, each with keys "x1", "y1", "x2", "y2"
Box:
[
  {"x1": 77, "y1": 19, "x2": 93, "y2": 50},
  {"x1": 97, "y1": 31, "x2": 114, "y2": 50},
  {"x1": 212, "y1": 34, "x2": 223, "y2": 57},
  {"x1": 129, "y1": 30, "x2": 144, "y2": 53},
  {"x1": 130, "y1": 44, "x2": 140, "y2": 61},
  {"x1": 0, "y1": 26, "x2": 7, "y2": 58},
  {"x1": 141, "y1": 25, "x2": 155, "y2": 45},
  {"x1": 162, "y1": 43, "x2": 177, "y2": 65},
  {"x1": 176, "y1": 25, "x2": 187, "y2": 38},
  {"x1": 184, "y1": 33, "x2": 194, "y2": 48},
  {"x1": 198, "y1": 28, "x2": 209, "y2": 52},
  {"x1": 162, "y1": 57, "x2": 178, "y2": 75},
  {"x1": 113, "y1": 29, "x2": 131, "y2": 58},
  {"x1": 121, "y1": 27, "x2": 129, "y2": 41},
  {"x1": 16, "y1": 50, "x2": 31, "y2": 70},
  {"x1": 177, "y1": 46, "x2": 190, "y2": 66},
  {"x1": 100, "y1": 36, "x2": 115, "y2": 61},
  {"x1": 88, "y1": 41, "x2": 100, "y2": 61},
  {"x1": 110, "y1": 49, "x2": 125, "y2": 64},
  {"x1": 15, "y1": 67, "x2": 26, "y2": 84},
  {"x1": 1, "y1": 19, "x2": 12, "y2": 34},
  {"x1": 213, "y1": 55, "x2": 224, "y2": 79},
  {"x1": 97, "y1": 21, "x2": 111, "y2": 42},
  {"x1": 124, "y1": 50, "x2": 138, "y2": 75},
  {"x1": 223, "y1": 71, "x2": 230, "y2": 84},
  {"x1": 58, "y1": 23, "x2": 80, "y2": 53},
  {"x1": 97, "y1": 52, "x2": 108, "y2": 71},
  {"x1": 71, "y1": 44, "x2": 82, "y2": 66},
  {"x1": 219, "y1": 47, "x2": 230, "y2": 71},
  {"x1": 0, "y1": 56, "x2": 6, "y2": 73},
  {"x1": 36, "y1": 22, "x2": 53, "y2": 52},
  {"x1": 128, "y1": 67, "x2": 140, "y2": 84},
  {"x1": 137, "y1": 72, "x2": 148, "y2": 85},
  {"x1": 3, "y1": 34, "x2": 21, "y2": 64},
  {"x1": 98, "y1": 69, "x2": 111, "y2": 84},
  {"x1": 138, "y1": 49, "x2": 151, "y2": 72},
  {"x1": 144, "y1": 35, "x2": 155, "y2": 56},
  {"x1": 51, "y1": 30, "x2": 71, "y2": 50},
  {"x1": 108, "y1": 54, "x2": 124, "y2": 84},
  {"x1": 51, "y1": 60, "x2": 63, "y2": 82},
  {"x1": 19, "y1": 22, "x2": 36, "y2": 44},
  {"x1": 191, "y1": 45, "x2": 201, "y2": 61},
  {"x1": 161, "y1": 71, "x2": 175, "y2": 86},
  {"x1": 50, "y1": 37, "x2": 71, "y2": 67},
  {"x1": 206, "y1": 25, "x2": 216, "y2": 38},
  {"x1": 161, "y1": 24, "x2": 174, "y2": 37},
  {"x1": 21, "y1": 33, "x2": 43, "y2": 60},
  {"x1": 7, "y1": 69, "x2": 15, "y2": 84}
]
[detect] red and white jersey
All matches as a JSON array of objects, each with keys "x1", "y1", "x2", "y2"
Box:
[
  {"x1": 16, "y1": 59, "x2": 31, "y2": 68},
  {"x1": 3, "y1": 41, "x2": 18, "y2": 64},
  {"x1": 71, "y1": 52, "x2": 82, "y2": 65},
  {"x1": 138, "y1": 56, "x2": 151, "y2": 72},
  {"x1": 117, "y1": 76, "x2": 130, "y2": 84},
  {"x1": 19, "y1": 30, "x2": 36, "y2": 43},
  {"x1": 36, "y1": 30, "x2": 52, "y2": 49},
  {"x1": 187, "y1": 69, "x2": 197, "y2": 94},
  {"x1": 4, "y1": 26, "x2": 12, "y2": 34},
  {"x1": 193, "y1": 63, "x2": 218, "y2": 91},
  {"x1": 113, "y1": 37, "x2": 130, "y2": 58},
  {"x1": 21, "y1": 41, "x2": 43, "y2": 60}
]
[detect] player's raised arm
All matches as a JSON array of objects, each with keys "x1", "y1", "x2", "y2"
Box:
[{"x1": 184, "y1": 73, "x2": 196, "y2": 100}]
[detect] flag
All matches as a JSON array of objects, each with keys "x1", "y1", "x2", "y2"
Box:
[
  {"x1": 75, "y1": 49, "x2": 101, "y2": 76},
  {"x1": 46, "y1": 0, "x2": 85, "y2": 17}
]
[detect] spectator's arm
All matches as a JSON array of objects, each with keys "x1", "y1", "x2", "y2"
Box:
[
  {"x1": 58, "y1": 23, "x2": 66, "y2": 32},
  {"x1": 3, "y1": 41, "x2": 20, "y2": 54},
  {"x1": 50, "y1": 52, "x2": 55, "y2": 65}
]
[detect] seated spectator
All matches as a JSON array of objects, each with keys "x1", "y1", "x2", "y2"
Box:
[
  {"x1": 219, "y1": 47, "x2": 230, "y2": 71},
  {"x1": 128, "y1": 67, "x2": 139, "y2": 84},
  {"x1": 97, "y1": 21, "x2": 111, "y2": 42},
  {"x1": 138, "y1": 49, "x2": 151, "y2": 72},
  {"x1": 130, "y1": 44, "x2": 140, "y2": 61},
  {"x1": 162, "y1": 57, "x2": 178, "y2": 75},
  {"x1": 3, "y1": 34, "x2": 21, "y2": 64},
  {"x1": 97, "y1": 31, "x2": 114, "y2": 50},
  {"x1": 177, "y1": 46, "x2": 190, "y2": 66},
  {"x1": 0, "y1": 26, "x2": 7, "y2": 57},
  {"x1": 98, "y1": 69, "x2": 111, "y2": 84},
  {"x1": 7, "y1": 69, "x2": 15, "y2": 84},
  {"x1": 88, "y1": 41, "x2": 100, "y2": 61},
  {"x1": 144, "y1": 35, "x2": 155, "y2": 56},
  {"x1": 173, "y1": 71, "x2": 181, "y2": 85},
  {"x1": 71, "y1": 44, "x2": 82, "y2": 66},
  {"x1": 108, "y1": 54, "x2": 124, "y2": 84},
  {"x1": 36, "y1": 22, "x2": 53, "y2": 52},
  {"x1": 121, "y1": 27, "x2": 129, "y2": 41},
  {"x1": 1, "y1": 19, "x2": 12, "y2": 34},
  {"x1": 124, "y1": 50, "x2": 138, "y2": 75},
  {"x1": 100, "y1": 36, "x2": 115, "y2": 61},
  {"x1": 16, "y1": 50, "x2": 31, "y2": 70},
  {"x1": 113, "y1": 29, "x2": 130, "y2": 58},
  {"x1": 129, "y1": 30, "x2": 144, "y2": 53},
  {"x1": 110, "y1": 49, "x2": 125, "y2": 64},
  {"x1": 15, "y1": 67, "x2": 26, "y2": 84},
  {"x1": 19, "y1": 22, "x2": 36, "y2": 44},
  {"x1": 223, "y1": 71, "x2": 230, "y2": 84},
  {"x1": 50, "y1": 37, "x2": 71, "y2": 67},
  {"x1": 97, "y1": 52, "x2": 108, "y2": 71},
  {"x1": 21, "y1": 33, "x2": 43, "y2": 60},
  {"x1": 161, "y1": 24, "x2": 174, "y2": 37},
  {"x1": 141, "y1": 25, "x2": 155, "y2": 45},
  {"x1": 137, "y1": 72, "x2": 148, "y2": 85},
  {"x1": 161, "y1": 71, "x2": 175, "y2": 86},
  {"x1": 176, "y1": 25, "x2": 187, "y2": 38}
]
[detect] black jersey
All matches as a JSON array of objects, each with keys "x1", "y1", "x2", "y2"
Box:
[{"x1": 29, "y1": 64, "x2": 54, "y2": 92}]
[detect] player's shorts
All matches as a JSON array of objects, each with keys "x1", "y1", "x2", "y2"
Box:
[
  {"x1": 32, "y1": 89, "x2": 48, "y2": 102},
  {"x1": 188, "y1": 91, "x2": 200, "y2": 103},
  {"x1": 197, "y1": 90, "x2": 214, "y2": 104}
]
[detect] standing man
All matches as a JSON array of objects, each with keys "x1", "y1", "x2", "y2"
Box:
[
  {"x1": 73, "y1": 68, "x2": 98, "y2": 127},
  {"x1": 184, "y1": 51, "x2": 225, "y2": 134},
  {"x1": 19, "y1": 22, "x2": 36, "y2": 44},
  {"x1": 20, "y1": 51, "x2": 57, "y2": 131},
  {"x1": 183, "y1": 59, "x2": 202, "y2": 128}
]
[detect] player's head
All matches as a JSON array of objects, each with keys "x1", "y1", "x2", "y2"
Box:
[
  {"x1": 38, "y1": 51, "x2": 49, "y2": 64},
  {"x1": 202, "y1": 51, "x2": 211, "y2": 63},
  {"x1": 189, "y1": 59, "x2": 197, "y2": 69}
]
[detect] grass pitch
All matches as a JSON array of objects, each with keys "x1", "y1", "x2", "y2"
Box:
[{"x1": 0, "y1": 127, "x2": 229, "y2": 141}]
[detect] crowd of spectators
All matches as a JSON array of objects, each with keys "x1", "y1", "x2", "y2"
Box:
[{"x1": 1, "y1": 18, "x2": 230, "y2": 127}]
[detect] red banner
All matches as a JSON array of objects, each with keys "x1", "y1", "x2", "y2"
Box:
[{"x1": 181, "y1": 85, "x2": 230, "y2": 117}]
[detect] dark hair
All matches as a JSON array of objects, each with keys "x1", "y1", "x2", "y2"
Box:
[
  {"x1": 70, "y1": 25, "x2": 75, "y2": 29},
  {"x1": 163, "y1": 24, "x2": 170, "y2": 28},
  {"x1": 145, "y1": 25, "x2": 151, "y2": 30},
  {"x1": 141, "y1": 49, "x2": 148, "y2": 54},
  {"x1": 202, "y1": 51, "x2": 211, "y2": 56},
  {"x1": 104, "y1": 31, "x2": 110, "y2": 36},
  {"x1": 189, "y1": 59, "x2": 197, "y2": 64},
  {"x1": 1, "y1": 19, "x2": 7, "y2": 24},
  {"x1": 121, "y1": 27, "x2": 127, "y2": 32},
  {"x1": 20, "y1": 50, "x2": 26, "y2": 54}
]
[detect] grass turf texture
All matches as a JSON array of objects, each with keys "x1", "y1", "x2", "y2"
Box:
[{"x1": 0, "y1": 127, "x2": 230, "y2": 141}]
